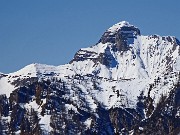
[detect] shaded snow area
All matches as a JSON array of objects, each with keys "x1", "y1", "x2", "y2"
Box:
[{"x1": 174, "y1": 56, "x2": 180, "y2": 71}]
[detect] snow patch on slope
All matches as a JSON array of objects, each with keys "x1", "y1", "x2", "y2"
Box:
[
  {"x1": 39, "y1": 115, "x2": 53, "y2": 132},
  {"x1": 0, "y1": 77, "x2": 15, "y2": 97}
]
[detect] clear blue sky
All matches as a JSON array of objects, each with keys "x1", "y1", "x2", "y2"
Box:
[{"x1": 0, "y1": 0, "x2": 180, "y2": 73}]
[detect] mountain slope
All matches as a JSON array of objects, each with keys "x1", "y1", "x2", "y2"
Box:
[{"x1": 0, "y1": 21, "x2": 180, "y2": 134}]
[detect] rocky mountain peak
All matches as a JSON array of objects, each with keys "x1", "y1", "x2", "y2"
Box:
[
  {"x1": 99, "y1": 21, "x2": 140, "y2": 52},
  {"x1": 107, "y1": 21, "x2": 139, "y2": 33},
  {"x1": 71, "y1": 21, "x2": 141, "y2": 65}
]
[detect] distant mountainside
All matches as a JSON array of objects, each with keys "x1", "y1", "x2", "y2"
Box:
[{"x1": 0, "y1": 21, "x2": 180, "y2": 135}]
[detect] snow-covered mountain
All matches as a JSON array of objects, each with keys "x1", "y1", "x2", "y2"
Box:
[{"x1": 0, "y1": 21, "x2": 180, "y2": 134}]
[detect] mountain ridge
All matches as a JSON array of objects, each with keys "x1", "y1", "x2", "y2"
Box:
[
  {"x1": 0, "y1": 21, "x2": 180, "y2": 134},
  {"x1": 1, "y1": 21, "x2": 180, "y2": 108}
]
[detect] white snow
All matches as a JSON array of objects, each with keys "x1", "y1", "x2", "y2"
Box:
[
  {"x1": 24, "y1": 100, "x2": 41, "y2": 112},
  {"x1": 8, "y1": 63, "x2": 59, "y2": 79},
  {"x1": 84, "y1": 118, "x2": 92, "y2": 128},
  {"x1": 39, "y1": 115, "x2": 53, "y2": 132},
  {"x1": 107, "y1": 21, "x2": 134, "y2": 34},
  {"x1": 0, "y1": 76, "x2": 15, "y2": 97},
  {"x1": 65, "y1": 104, "x2": 79, "y2": 114},
  {"x1": 174, "y1": 56, "x2": 180, "y2": 71}
]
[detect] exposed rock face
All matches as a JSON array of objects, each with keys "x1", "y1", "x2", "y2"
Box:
[
  {"x1": 0, "y1": 21, "x2": 180, "y2": 134},
  {"x1": 99, "y1": 21, "x2": 140, "y2": 52}
]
